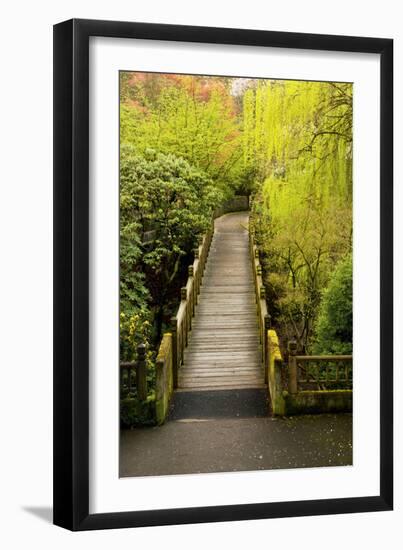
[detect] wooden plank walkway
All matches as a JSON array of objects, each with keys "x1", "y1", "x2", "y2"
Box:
[{"x1": 178, "y1": 212, "x2": 265, "y2": 391}]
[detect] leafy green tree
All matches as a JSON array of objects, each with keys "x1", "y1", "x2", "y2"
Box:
[
  {"x1": 119, "y1": 215, "x2": 152, "y2": 362},
  {"x1": 120, "y1": 145, "x2": 222, "y2": 340},
  {"x1": 313, "y1": 254, "x2": 353, "y2": 354}
]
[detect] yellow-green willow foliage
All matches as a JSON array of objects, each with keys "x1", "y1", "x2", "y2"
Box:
[
  {"x1": 245, "y1": 80, "x2": 352, "y2": 215},
  {"x1": 247, "y1": 80, "x2": 353, "y2": 350}
]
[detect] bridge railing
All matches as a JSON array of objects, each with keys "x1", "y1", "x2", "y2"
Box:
[
  {"x1": 249, "y1": 228, "x2": 270, "y2": 382},
  {"x1": 120, "y1": 221, "x2": 214, "y2": 425},
  {"x1": 287, "y1": 340, "x2": 352, "y2": 393},
  {"x1": 120, "y1": 343, "x2": 147, "y2": 400},
  {"x1": 266, "y1": 337, "x2": 353, "y2": 415},
  {"x1": 267, "y1": 329, "x2": 286, "y2": 415},
  {"x1": 283, "y1": 341, "x2": 353, "y2": 414},
  {"x1": 248, "y1": 219, "x2": 353, "y2": 415},
  {"x1": 170, "y1": 221, "x2": 214, "y2": 388},
  {"x1": 155, "y1": 333, "x2": 174, "y2": 424}
]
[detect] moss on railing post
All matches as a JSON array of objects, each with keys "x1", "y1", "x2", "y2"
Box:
[
  {"x1": 170, "y1": 317, "x2": 178, "y2": 388},
  {"x1": 264, "y1": 314, "x2": 271, "y2": 383},
  {"x1": 188, "y1": 265, "x2": 195, "y2": 317},
  {"x1": 181, "y1": 287, "x2": 188, "y2": 346},
  {"x1": 155, "y1": 333, "x2": 175, "y2": 425},
  {"x1": 259, "y1": 287, "x2": 266, "y2": 346},
  {"x1": 268, "y1": 330, "x2": 286, "y2": 416},
  {"x1": 155, "y1": 357, "x2": 165, "y2": 423},
  {"x1": 288, "y1": 340, "x2": 298, "y2": 395},
  {"x1": 136, "y1": 343, "x2": 147, "y2": 401},
  {"x1": 193, "y1": 248, "x2": 200, "y2": 300}
]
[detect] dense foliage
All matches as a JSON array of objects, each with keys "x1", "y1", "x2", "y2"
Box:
[
  {"x1": 120, "y1": 145, "x2": 222, "y2": 363},
  {"x1": 120, "y1": 73, "x2": 353, "y2": 412},
  {"x1": 247, "y1": 80, "x2": 353, "y2": 351},
  {"x1": 120, "y1": 73, "x2": 245, "y2": 195},
  {"x1": 313, "y1": 254, "x2": 353, "y2": 354}
]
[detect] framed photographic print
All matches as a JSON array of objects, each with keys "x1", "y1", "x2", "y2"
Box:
[{"x1": 53, "y1": 19, "x2": 393, "y2": 530}]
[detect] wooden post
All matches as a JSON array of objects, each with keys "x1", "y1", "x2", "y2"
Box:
[
  {"x1": 181, "y1": 287, "x2": 188, "y2": 346},
  {"x1": 188, "y1": 265, "x2": 195, "y2": 317},
  {"x1": 288, "y1": 340, "x2": 298, "y2": 395},
  {"x1": 136, "y1": 343, "x2": 147, "y2": 401},
  {"x1": 263, "y1": 314, "x2": 271, "y2": 382},
  {"x1": 262, "y1": 313, "x2": 270, "y2": 384},
  {"x1": 170, "y1": 317, "x2": 178, "y2": 388},
  {"x1": 194, "y1": 249, "x2": 200, "y2": 297},
  {"x1": 155, "y1": 358, "x2": 164, "y2": 403}
]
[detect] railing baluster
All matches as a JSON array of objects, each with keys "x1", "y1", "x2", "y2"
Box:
[
  {"x1": 263, "y1": 314, "x2": 271, "y2": 382},
  {"x1": 292, "y1": 355, "x2": 352, "y2": 389},
  {"x1": 170, "y1": 317, "x2": 178, "y2": 388},
  {"x1": 181, "y1": 287, "x2": 187, "y2": 347}
]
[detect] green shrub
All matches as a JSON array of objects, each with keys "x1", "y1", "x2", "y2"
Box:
[
  {"x1": 313, "y1": 254, "x2": 352, "y2": 354},
  {"x1": 120, "y1": 146, "x2": 222, "y2": 342}
]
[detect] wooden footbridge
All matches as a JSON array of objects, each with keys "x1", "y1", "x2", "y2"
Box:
[
  {"x1": 179, "y1": 212, "x2": 265, "y2": 391},
  {"x1": 121, "y1": 207, "x2": 353, "y2": 425}
]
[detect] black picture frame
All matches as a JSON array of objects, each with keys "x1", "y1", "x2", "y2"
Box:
[{"x1": 53, "y1": 18, "x2": 393, "y2": 531}]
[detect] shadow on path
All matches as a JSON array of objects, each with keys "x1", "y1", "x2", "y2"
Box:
[{"x1": 169, "y1": 389, "x2": 269, "y2": 420}]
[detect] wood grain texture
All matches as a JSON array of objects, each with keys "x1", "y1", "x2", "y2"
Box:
[{"x1": 178, "y1": 212, "x2": 265, "y2": 391}]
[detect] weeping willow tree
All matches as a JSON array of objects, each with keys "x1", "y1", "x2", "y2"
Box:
[{"x1": 247, "y1": 79, "x2": 353, "y2": 350}]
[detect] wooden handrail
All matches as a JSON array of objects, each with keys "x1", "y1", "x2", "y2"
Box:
[
  {"x1": 119, "y1": 343, "x2": 147, "y2": 400},
  {"x1": 289, "y1": 341, "x2": 352, "y2": 392},
  {"x1": 249, "y1": 226, "x2": 270, "y2": 381},
  {"x1": 295, "y1": 355, "x2": 352, "y2": 361},
  {"x1": 170, "y1": 221, "x2": 214, "y2": 387}
]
